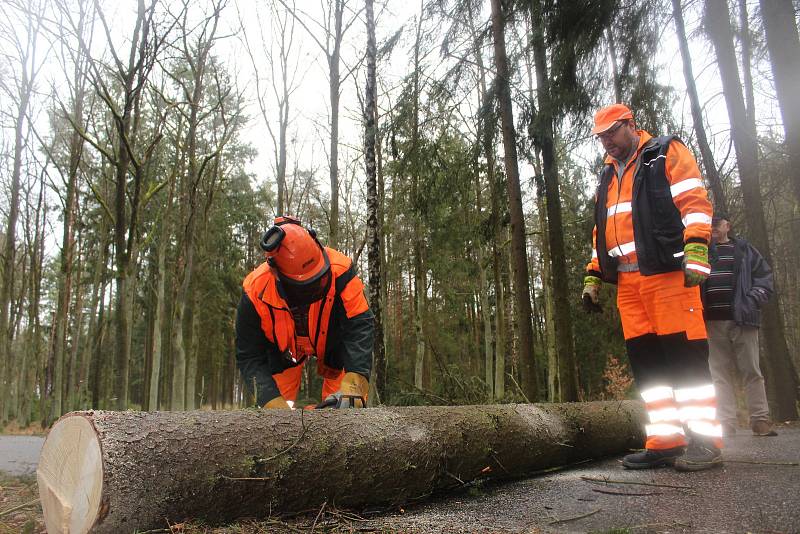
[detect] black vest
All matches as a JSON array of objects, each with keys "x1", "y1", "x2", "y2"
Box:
[{"x1": 593, "y1": 135, "x2": 686, "y2": 284}]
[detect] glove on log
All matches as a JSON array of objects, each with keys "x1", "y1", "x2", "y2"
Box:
[
  {"x1": 263, "y1": 396, "x2": 292, "y2": 409},
  {"x1": 316, "y1": 372, "x2": 369, "y2": 409}
]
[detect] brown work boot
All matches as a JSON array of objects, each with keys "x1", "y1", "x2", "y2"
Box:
[{"x1": 751, "y1": 420, "x2": 777, "y2": 436}]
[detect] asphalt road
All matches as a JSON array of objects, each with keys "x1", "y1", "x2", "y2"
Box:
[
  {"x1": 373, "y1": 424, "x2": 800, "y2": 533},
  {"x1": 0, "y1": 435, "x2": 44, "y2": 476}
]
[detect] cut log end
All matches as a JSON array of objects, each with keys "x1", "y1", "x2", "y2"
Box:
[{"x1": 37, "y1": 414, "x2": 104, "y2": 534}]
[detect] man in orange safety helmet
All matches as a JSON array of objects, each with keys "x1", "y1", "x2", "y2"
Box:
[
  {"x1": 236, "y1": 215, "x2": 373, "y2": 409},
  {"x1": 583, "y1": 104, "x2": 723, "y2": 471}
]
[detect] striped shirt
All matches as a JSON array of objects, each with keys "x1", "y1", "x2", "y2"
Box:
[{"x1": 704, "y1": 242, "x2": 735, "y2": 320}]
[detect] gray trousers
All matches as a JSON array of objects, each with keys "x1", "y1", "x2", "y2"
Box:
[{"x1": 706, "y1": 320, "x2": 770, "y2": 424}]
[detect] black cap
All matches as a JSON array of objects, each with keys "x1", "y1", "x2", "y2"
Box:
[{"x1": 712, "y1": 213, "x2": 729, "y2": 225}]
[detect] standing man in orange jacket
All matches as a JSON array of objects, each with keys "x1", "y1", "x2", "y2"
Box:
[
  {"x1": 236, "y1": 216, "x2": 374, "y2": 409},
  {"x1": 583, "y1": 104, "x2": 723, "y2": 471}
]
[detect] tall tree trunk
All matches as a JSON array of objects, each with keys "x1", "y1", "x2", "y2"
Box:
[
  {"x1": 759, "y1": 0, "x2": 800, "y2": 353},
  {"x1": 150, "y1": 174, "x2": 174, "y2": 410},
  {"x1": 759, "y1": 0, "x2": 800, "y2": 207},
  {"x1": 171, "y1": 8, "x2": 219, "y2": 410},
  {"x1": 66, "y1": 247, "x2": 85, "y2": 412},
  {"x1": 534, "y1": 176, "x2": 558, "y2": 401},
  {"x1": 489, "y1": 0, "x2": 538, "y2": 401},
  {"x1": 412, "y1": 1, "x2": 427, "y2": 392},
  {"x1": 88, "y1": 236, "x2": 110, "y2": 409},
  {"x1": 328, "y1": 0, "x2": 344, "y2": 247},
  {"x1": 671, "y1": 0, "x2": 728, "y2": 213},
  {"x1": 705, "y1": 0, "x2": 799, "y2": 421},
  {"x1": 737, "y1": 0, "x2": 755, "y2": 132},
  {"x1": 0, "y1": 40, "x2": 34, "y2": 424},
  {"x1": 528, "y1": 0, "x2": 577, "y2": 401},
  {"x1": 19, "y1": 166, "x2": 46, "y2": 425},
  {"x1": 186, "y1": 293, "x2": 200, "y2": 409},
  {"x1": 475, "y1": 168, "x2": 494, "y2": 395},
  {"x1": 364, "y1": 0, "x2": 385, "y2": 403},
  {"x1": 606, "y1": 29, "x2": 623, "y2": 104}
]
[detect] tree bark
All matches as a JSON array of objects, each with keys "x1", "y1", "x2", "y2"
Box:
[
  {"x1": 606, "y1": 29, "x2": 623, "y2": 104},
  {"x1": 528, "y1": 0, "x2": 577, "y2": 401},
  {"x1": 489, "y1": 0, "x2": 538, "y2": 402},
  {"x1": 38, "y1": 401, "x2": 646, "y2": 532},
  {"x1": 364, "y1": 0, "x2": 385, "y2": 402},
  {"x1": 759, "y1": 0, "x2": 800, "y2": 244},
  {"x1": 705, "y1": 0, "x2": 799, "y2": 421},
  {"x1": 671, "y1": 0, "x2": 728, "y2": 214},
  {"x1": 411, "y1": 1, "x2": 427, "y2": 392}
]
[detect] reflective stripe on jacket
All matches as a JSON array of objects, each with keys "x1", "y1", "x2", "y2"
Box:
[{"x1": 586, "y1": 132, "x2": 712, "y2": 283}]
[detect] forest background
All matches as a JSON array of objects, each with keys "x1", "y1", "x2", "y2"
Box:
[{"x1": 0, "y1": 0, "x2": 798, "y2": 429}]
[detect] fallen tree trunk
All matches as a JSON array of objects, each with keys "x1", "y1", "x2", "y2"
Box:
[{"x1": 37, "y1": 401, "x2": 646, "y2": 533}]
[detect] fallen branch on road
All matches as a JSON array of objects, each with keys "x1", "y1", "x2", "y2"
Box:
[
  {"x1": 548, "y1": 508, "x2": 602, "y2": 525},
  {"x1": 580, "y1": 475, "x2": 692, "y2": 490},
  {"x1": 592, "y1": 488, "x2": 662, "y2": 496},
  {"x1": 724, "y1": 459, "x2": 800, "y2": 466}
]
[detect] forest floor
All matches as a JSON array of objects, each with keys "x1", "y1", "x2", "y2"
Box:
[{"x1": 1, "y1": 422, "x2": 798, "y2": 533}]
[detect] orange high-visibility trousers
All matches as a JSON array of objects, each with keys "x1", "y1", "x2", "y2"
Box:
[
  {"x1": 617, "y1": 270, "x2": 722, "y2": 450},
  {"x1": 272, "y1": 364, "x2": 344, "y2": 406}
]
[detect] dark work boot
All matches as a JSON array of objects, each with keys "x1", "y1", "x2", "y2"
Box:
[
  {"x1": 674, "y1": 436, "x2": 722, "y2": 472},
  {"x1": 622, "y1": 446, "x2": 686, "y2": 469}
]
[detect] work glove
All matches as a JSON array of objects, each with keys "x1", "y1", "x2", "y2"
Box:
[
  {"x1": 682, "y1": 243, "x2": 710, "y2": 287},
  {"x1": 582, "y1": 275, "x2": 603, "y2": 313},
  {"x1": 263, "y1": 396, "x2": 292, "y2": 409},
  {"x1": 316, "y1": 372, "x2": 369, "y2": 409}
]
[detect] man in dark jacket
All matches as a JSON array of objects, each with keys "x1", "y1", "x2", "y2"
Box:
[{"x1": 703, "y1": 215, "x2": 776, "y2": 436}]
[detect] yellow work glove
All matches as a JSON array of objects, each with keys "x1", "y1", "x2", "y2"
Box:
[
  {"x1": 582, "y1": 275, "x2": 602, "y2": 313},
  {"x1": 263, "y1": 396, "x2": 292, "y2": 409},
  {"x1": 682, "y1": 243, "x2": 710, "y2": 287},
  {"x1": 316, "y1": 372, "x2": 369, "y2": 409}
]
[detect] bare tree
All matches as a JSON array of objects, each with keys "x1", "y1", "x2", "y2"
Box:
[
  {"x1": 759, "y1": 0, "x2": 800, "y2": 208},
  {"x1": 363, "y1": 0, "x2": 384, "y2": 401},
  {"x1": 277, "y1": 0, "x2": 365, "y2": 247},
  {"x1": 239, "y1": 0, "x2": 305, "y2": 216},
  {"x1": 705, "y1": 0, "x2": 799, "y2": 421},
  {"x1": 61, "y1": 0, "x2": 170, "y2": 410},
  {"x1": 671, "y1": 0, "x2": 727, "y2": 213},
  {"x1": 0, "y1": 0, "x2": 47, "y2": 423}
]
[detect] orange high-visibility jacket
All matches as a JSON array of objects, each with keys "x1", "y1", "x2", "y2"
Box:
[
  {"x1": 586, "y1": 132, "x2": 712, "y2": 283},
  {"x1": 236, "y1": 247, "x2": 373, "y2": 406}
]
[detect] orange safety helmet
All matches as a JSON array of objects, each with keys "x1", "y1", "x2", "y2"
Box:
[{"x1": 261, "y1": 216, "x2": 331, "y2": 304}]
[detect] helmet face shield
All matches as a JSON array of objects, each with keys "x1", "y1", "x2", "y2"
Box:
[{"x1": 280, "y1": 269, "x2": 331, "y2": 306}]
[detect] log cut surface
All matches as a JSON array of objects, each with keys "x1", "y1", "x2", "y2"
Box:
[{"x1": 37, "y1": 401, "x2": 646, "y2": 533}]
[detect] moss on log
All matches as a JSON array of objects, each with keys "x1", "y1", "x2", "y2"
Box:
[{"x1": 37, "y1": 401, "x2": 646, "y2": 533}]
